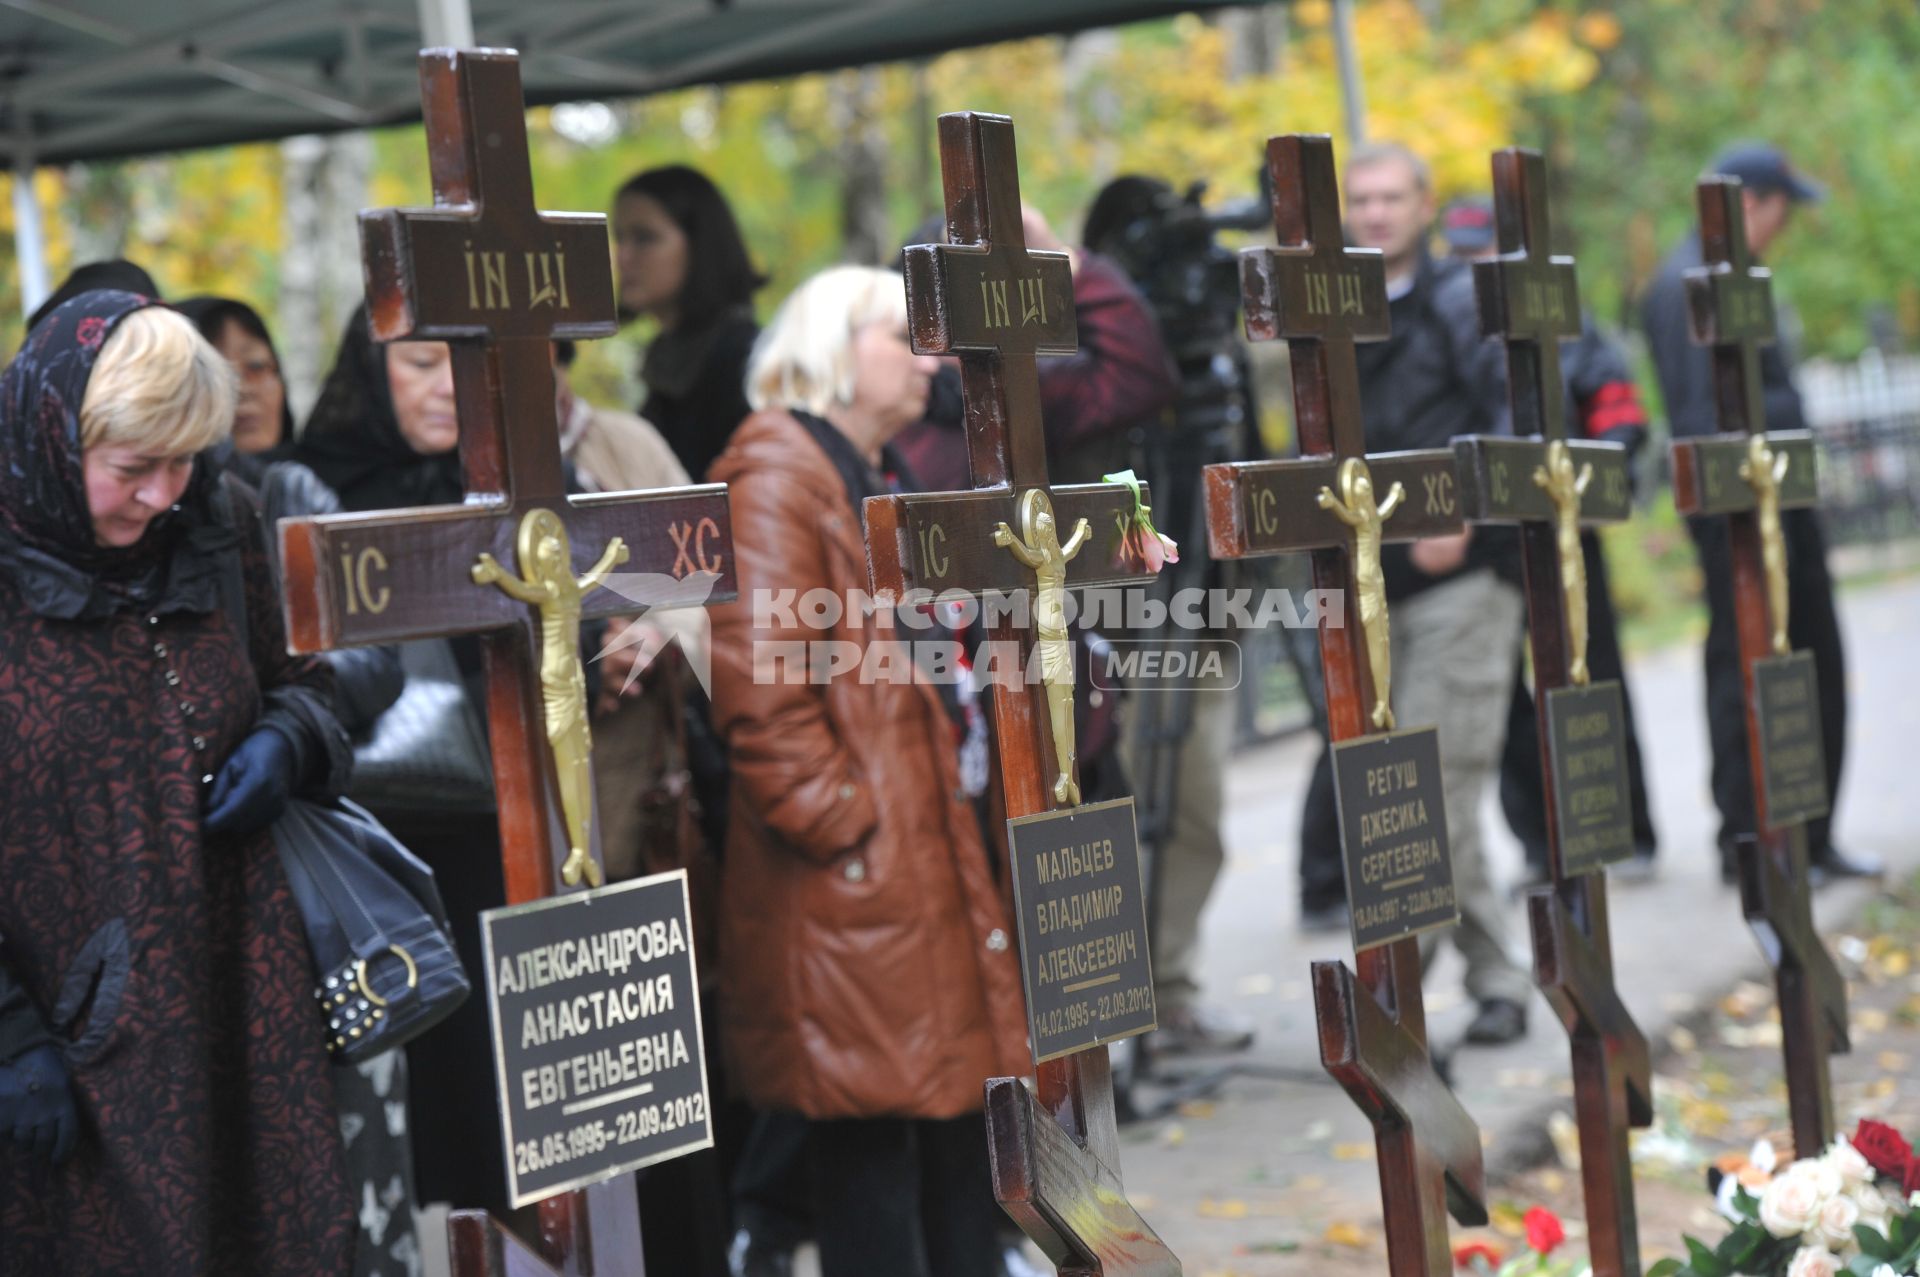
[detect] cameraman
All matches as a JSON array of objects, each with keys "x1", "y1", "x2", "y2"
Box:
[
  {"x1": 1083, "y1": 175, "x2": 1267, "y2": 1055},
  {"x1": 894, "y1": 205, "x2": 1178, "y2": 489}
]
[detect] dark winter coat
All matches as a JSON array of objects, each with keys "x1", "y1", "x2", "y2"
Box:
[
  {"x1": 1641, "y1": 234, "x2": 1807, "y2": 440},
  {"x1": 642, "y1": 306, "x2": 760, "y2": 484},
  {"x1": 0, "y1": 291, "x2": 354, "y2": 1275},
  {"x1": 1352, "y1": 253, "x2": 1517, "y2": 600}
]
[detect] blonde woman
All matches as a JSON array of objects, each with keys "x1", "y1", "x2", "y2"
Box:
[
  {"x1": 708, "y1": 267, "x2": 1027, "y2": 1277},
  {"x1": 0, "y1": 292, "x2": 355, "y2": 1275}
]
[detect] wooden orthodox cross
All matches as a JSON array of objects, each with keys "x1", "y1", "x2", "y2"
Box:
[
  {"x1": 277, "y1": 49, "x2": 735, "y2": 1276},
  {"x1": 1454, "y1": 147, "x2": 1650, "y2": 1277},
  {"x1": 1202, "y1": 134, "x2": 1486, "y2": 1277},
  {"x1": 863, "y1": 111, "x2": 1176, "y2": 1276},
  {"x1": 1669, "y1": 177, "x2": 1844, "y2": 1157}
]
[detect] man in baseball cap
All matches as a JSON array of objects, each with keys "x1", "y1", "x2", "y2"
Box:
[
  {"x1": 1437, "y1": 195, "x2": 1498, "y2": 260},
  {"x1": 1640, "y1": 142, "x2": 1878, "y2": 887},
  {"x1": 1708, "y1": 140, "x2": 1826, "y2": 204}
]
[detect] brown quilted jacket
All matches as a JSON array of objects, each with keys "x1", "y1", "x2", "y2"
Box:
[{"x1": 706, "y1": 409, "x2": 1029, "y2": 1118}]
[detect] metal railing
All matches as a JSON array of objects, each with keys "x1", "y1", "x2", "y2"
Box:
[{"x1": 1801, "y1": 351, "x2": 1920, "y2": 548}]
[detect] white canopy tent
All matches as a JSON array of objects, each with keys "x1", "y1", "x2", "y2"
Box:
[{"x1": 1, "y1": 0, "x2": 1268, "y2": 313}]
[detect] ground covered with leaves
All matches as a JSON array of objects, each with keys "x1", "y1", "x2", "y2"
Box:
[{"x1": 1162, "y1": 873, "x2": 1920, "y2": 1277}]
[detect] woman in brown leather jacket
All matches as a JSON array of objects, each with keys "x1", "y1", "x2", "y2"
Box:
[{"x1": 707, "y1": 266, "x2": 1029, "y2": 1277}]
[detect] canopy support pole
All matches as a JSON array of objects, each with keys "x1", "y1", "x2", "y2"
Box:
[
  {"x1": 416, "y1": 0, "x2": 475, "y2": 48},
  {"x1": 13, "y1": 140, "x2": 50, "y2": 320},
  {"x1": 1331, "y1": 0, "x2": 1367, "y2": 147}
]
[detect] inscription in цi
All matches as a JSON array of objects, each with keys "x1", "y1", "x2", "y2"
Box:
[
  {"x1": 1018, "y1": 278, "x2": 1048, "y2": 326},
  {"x1": 1521, "y1": 278, "x2": 1571, "y2": 326},
  {"x1": 525, "y1": 244, "x2": 572, "y2": 310},
  {"x1": 1337, "y1": 273, "x2": 1364, "y2": 317}
]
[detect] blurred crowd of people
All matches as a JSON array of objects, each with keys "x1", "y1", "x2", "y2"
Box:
[{"x1": 0, "y1": 135, "x2": 1872, "y2": 1277}]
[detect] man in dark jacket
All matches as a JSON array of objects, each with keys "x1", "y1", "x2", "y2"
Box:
[
  {"x1": 1438, "y1": 197, "x2": 1662, "y2": 888},
  {"x1": 1296, "y1": 142, "x2": 1533, "y2": 1045},
  {"x1": 1640, "y1": 142, "x2": 1874, "y2": 884}
]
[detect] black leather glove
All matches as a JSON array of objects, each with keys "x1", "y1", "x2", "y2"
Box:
[
  {"x1": 0, "y1": 1044, "x2": 77, "y2": 1164},
  {"x1": 204, "y1": 727, "x2": 298, "y2": 837}
]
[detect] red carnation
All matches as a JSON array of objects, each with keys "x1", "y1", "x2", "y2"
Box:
[
  {"x1": 76, "y1": 316, "x2": 107, "y2": 349},
  {"x1": 1453, "y1": 1240, "x2": 1504, "y2": 1271},
  {"x1": 1524, "y1": 1206, "x2": 1566, "y2": 1255},
  {"x1": 1905, "y1": 1155, "x2": 1920, "y2": 1196},
  {"x1": 1852, "y1": 1119, "x2": 1914, "y2": 1181}
]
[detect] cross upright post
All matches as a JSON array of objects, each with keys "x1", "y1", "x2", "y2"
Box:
[
  {"x1": 1203, "y1": 134, "x2": 1487, "y2": 1277},
  {"x1": 277, "y1": 48, "x2": 736, "y2": 1275},
  {"x1": 1669, "y1": 177, "x2": 1844, "y2": 1157},
  {"x1": 1455, "y1": 146, "x2": 1650, "y2": 1277},
  {"x1": 865, "y1": 111, "x2": 1176, "y2": 1276}
]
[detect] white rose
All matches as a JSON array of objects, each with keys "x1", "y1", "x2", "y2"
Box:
[
  {"x1": 1851, "y1": 1183, "x2": 1893, "y2": 1232},
  {"x1": 1867, "y1": 1265, "x2": 1901, "y2": 1277},
  {"x1": 1786, "y1": 1245, "x2": 1841, "y2": 1277},
  {"x1": 1825, "y1": 1137, "x2": 1875, "y2": 1187},
  {"x1": 1761, "y1": 1169, "x2": 1826, "y2": 1238},
  {"x1": 1811, "y1": 1193, "x2": 1860, "y2": 1251},
  {"x1": 1799, "y1": 1159, "x2": 1845, "y2": 1201}
]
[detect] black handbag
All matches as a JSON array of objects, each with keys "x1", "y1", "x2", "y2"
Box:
[
  {"x1": 347, "y1": 639, "x2": 496, "y2": 812},
  {"x1": 273, "y1": 797, "x2": 472, "y2": 1064},
  {"x1": 212, "y1": 475, "x2": 471, "y2": 1063}
]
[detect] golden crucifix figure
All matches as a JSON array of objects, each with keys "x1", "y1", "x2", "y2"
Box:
[
  {"x1": 472, "y1": 507, "x2": 630, "y2": 887},
  {"x1": 1533, "y1": 440, "x2": 1595, "y2": 685},
  {"x1": 1318, "y1": 457, "x2": 1405, "y2": 731},
  {"x1": 1739, "y1": 434, "x2": 1793, "y2": 655},
  {"x1": 994, "y1": 488, "x2": 1091, "y2": 806}
]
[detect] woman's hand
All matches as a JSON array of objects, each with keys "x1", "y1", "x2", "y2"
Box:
[
  {"x1": 0, "y1": 1044, "x2": 78, "y2": 1164},
  {"x1": 1409, "y1": 528, "x2": 1473, "y2": 576},
  {"x1": 204, "y1": 728, "x2": 299, "y2": 837},
  {"x1": 594, "y1": 617, "x2": 670, "y2": 716}
]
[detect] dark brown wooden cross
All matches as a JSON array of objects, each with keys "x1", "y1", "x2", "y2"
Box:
[
  {"x1": 1455, "y1": 147, "x2": 1651, "y2": 1277},
  {"x1": 1202, "y1": 134, "x2": 1486, "y2": 1277},
  {"x1": 864, "y1": 111, "x2": 1175, "y2": 1276},
  {"x1": 1669, "y1": 177, "x2": 1845, "y2": 1158},
  {"x1": 277, "y1": 48, "x2": 735, "y2": 1277}
]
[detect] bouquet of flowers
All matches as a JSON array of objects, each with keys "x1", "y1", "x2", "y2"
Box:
[
  {"x1": 1456, "y1": 1206, "x2": 1592, "y2": 1276},
  {"x1": 1649, "y1": 1121, "x2": 1920, "y2": 1277}
]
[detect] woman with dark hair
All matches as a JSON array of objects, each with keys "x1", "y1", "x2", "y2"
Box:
[
  {"x1": 0, "y1": 292, "x2": 355, "y2": 1274},
  {"x1": 25, "y1": 258, "x2": 161, "y2": 332},
  {"x1": 175, "y1": 296, "x2": 295, "y2": 480},
  {"x1": 613, "y1": 164, "x2": 766, "y2": 481}
]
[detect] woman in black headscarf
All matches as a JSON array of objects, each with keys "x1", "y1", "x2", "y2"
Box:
[
  {"x1": 175, "y1": 295, "x2": 296, "y2": 485},
  {"x1": 613, "y1": 165, "x2": 766, "y2": 482},
  {"x1": 25, "y1": 258, "x2": 161, "y2": 332},
  {"x1": 286, "y1": 307, "x2": 512, "y2": 1219},
  {"x1": 0, "y1": 291, "x2": 355, "y2": 1274}
]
